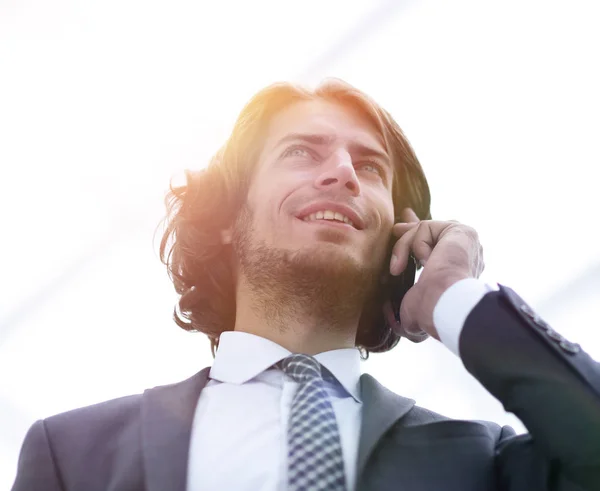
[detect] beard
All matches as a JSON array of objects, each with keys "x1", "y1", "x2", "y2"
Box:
[{"x1": 231, "y1": 203, "x2": 385, "y2": 335}]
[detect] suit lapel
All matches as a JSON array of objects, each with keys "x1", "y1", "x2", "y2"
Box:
[
  {"x1": 356, "y1": 373, "x2": 416, "y2": 480},
  {"x1": 141, "y1": 367, "x2": 211, "y2": 491},
  {"x1": 139, "y1": 368, "x2": 415, "y2": 489}
]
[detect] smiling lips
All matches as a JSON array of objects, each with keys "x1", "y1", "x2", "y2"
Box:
[
  {"x1": 302, "y1": 209, "x2": 355, "y2": 228},
  {"x1": 296, "y1": 202, "x2": 364, "y2": 229}
]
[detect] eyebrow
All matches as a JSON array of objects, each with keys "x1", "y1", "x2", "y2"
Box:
[{"x1": 275, "y1": 132, "x2": 391, "y2": 169}]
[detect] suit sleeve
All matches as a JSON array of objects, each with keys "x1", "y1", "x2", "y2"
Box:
[
  {"x1": 11, "y1": 420, "x2": 65, "y2": 491},
  {"x1": 459, "y1": 284, "x2": 600, "y2": 491}
]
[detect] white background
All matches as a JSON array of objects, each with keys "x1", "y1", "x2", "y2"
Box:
[{"x1": 1, "y1": 0, "x2": 599, "y2": 488}]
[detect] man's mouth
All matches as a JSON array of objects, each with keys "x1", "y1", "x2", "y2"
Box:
[
  {"x1": 295, "y1": 203, "x2": 365, "y2": 230},
  {"x1": 301, "y1": 210, "x2": 356, "y2": 228}
]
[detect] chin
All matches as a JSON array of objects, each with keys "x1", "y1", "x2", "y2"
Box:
[
  {"x1": 289, "y1": 242, "x2": 361, "y2": 272},
  {"x1": 307, "y1": 225, "x2": 354, "y2": 245}
]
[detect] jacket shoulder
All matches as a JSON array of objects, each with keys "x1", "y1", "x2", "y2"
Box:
[
  {"x1": 46, "y1": 392, "x2": 142, "y2": 431},
  {"x1": 402, "y1": 403, "x2": 513, "y2": 441},
  {"x1": 44, "y1": 369, "x2": 207, "y2": 432},
  {"x1": 14, "y1": 394, "x2": 146, "y2": 491},
  {"x1": 48, "y1": 394, "x2": 144, "y2": 476},
  {"x1": 15, "y1": 370, "x2": 211, "y2": 491}
]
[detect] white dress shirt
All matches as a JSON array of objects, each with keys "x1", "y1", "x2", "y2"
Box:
[{"x1": 186, "y1": 278, "x2": 495, "y2": 491}]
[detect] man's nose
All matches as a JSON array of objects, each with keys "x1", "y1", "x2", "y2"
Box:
[{"x1": 314, "y1": 149, "x2": 361, "y2": 196}]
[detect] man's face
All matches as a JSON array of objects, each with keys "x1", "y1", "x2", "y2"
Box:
[
  {"x1": 231, "y1": 99, "x2": 395, "y2": 321},
  {"x1": 242, "y1": 99, "x2": 395, "y2": 272}
]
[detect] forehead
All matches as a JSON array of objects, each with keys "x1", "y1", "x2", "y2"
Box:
[{"x1": 262, "y1": 99, "x2": 386, "y2": 154}]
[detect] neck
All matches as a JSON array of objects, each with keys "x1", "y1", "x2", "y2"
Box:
[{"x1": 233, "y1": 278, "x2": 361, "y2": 355}]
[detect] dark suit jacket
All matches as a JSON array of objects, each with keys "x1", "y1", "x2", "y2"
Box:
[{"x1": 11, "y1": 285, "x2": 600, "y2": 490}]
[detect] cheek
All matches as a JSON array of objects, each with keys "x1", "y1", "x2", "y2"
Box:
[
  {"x1": 245, "y1": 185, "x2": 286, "y2": 237},
  {"x1": 371, "y1": 191, "x2": 395, "y2": 229},
  {"x1": 246, "y1": 172, "x2": 276, "y2": 218},
  {"x1": 384, "y1": 190, "x2": 396, "y2": 223}
]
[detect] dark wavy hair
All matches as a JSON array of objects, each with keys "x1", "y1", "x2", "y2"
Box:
[{"x1": 159, "y1": 79, "x2": 431, "y2": 359}]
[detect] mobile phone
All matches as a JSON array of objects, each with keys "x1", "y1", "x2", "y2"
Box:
[
  {"x1": 388, "y1": 252, "x2": 416, "y2": 323},
  {"x1": 381, "y1": 235, "x2": 428, "y2": 343}
]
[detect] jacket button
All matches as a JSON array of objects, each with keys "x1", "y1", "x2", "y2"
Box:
[
  {"x1": 534, "y1": 318, "x2": 549, "y2": 330},
  {"x1": 519, "y1": 303, "x2": 545, "y2": 325},
  {"x1": 519, "y1": 304, "x2": 536, "y2": 318},
  {"x1": 559, "y1": 341, "x2": 581, "y2": 354},
  {"x1": 544, "y1": 328, "x2": 564, "y2": 342}
]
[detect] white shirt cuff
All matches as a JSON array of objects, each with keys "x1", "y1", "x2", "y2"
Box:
[{"x1": 433, "y1": 278, "x2": 496, "y2": 357}]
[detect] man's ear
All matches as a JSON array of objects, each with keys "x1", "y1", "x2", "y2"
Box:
[{"x1": 220, "y1": 228, "x2": 233, "y2": 244}]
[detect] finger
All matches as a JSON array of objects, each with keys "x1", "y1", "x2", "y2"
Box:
[
  {"x1": 393, "y1": 221, "x2": 435, "y2": 272},
  {"x1": 410, "y1": 222, "x2": 436, "y2": 266},
  {"x1": 399, "y1": 208, "x2": 420, "y2": 223},
  {"x1": 392, "y1": 221, "x2": 419, "y2": 237},
  {"x1": 390, "y1": 225, "x2": 419, "y2": 275}
]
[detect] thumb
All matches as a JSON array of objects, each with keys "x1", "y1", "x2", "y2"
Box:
[{"x1": 398, "y1": 286, "x2": 422, "y2": 336}]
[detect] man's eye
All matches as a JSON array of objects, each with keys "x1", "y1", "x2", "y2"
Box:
[
  {"x1": 358, "y1": 162, "x2": 383, "y2": 176},
  {"x1": 284, "y1": 146, "x2": 311, "y2": 158}
]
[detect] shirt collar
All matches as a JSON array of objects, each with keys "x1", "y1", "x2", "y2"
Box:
[{"x1": 209, "y1": 331, "x2": 362, "y2": 403}]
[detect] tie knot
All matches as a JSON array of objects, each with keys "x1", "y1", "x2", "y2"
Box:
[{"x1": 278, "y1": 354, "x2": 323, "y2": 383}]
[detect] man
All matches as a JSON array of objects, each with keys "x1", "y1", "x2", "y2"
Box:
[{"x1": 12, "y1": 79, "x2": 600, "y2": 490}]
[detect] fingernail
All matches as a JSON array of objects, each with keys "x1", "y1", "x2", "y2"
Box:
[{"x1": 390, "y1": 255, "x2": 398, "y2": 275}]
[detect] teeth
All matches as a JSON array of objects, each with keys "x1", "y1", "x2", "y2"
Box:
[{"x1": 302, "y1": 210, "x2": 355, "y2": 228}]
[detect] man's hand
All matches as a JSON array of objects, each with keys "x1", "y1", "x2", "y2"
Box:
[{"x1": 388, "y1": 208, "x2": 485, "y2": 340}]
